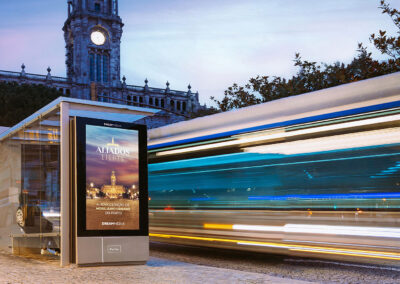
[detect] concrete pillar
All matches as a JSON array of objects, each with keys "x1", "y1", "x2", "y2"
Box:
[
  {"x1": 166, "y1": 97, "x2": 171, "y2": 110},
  {"x1": 187, "y1": 99, "x2": 192, "y2": 114},
  {"x1": 60, "y1": 102, "x2": 70, "y2": 267}
]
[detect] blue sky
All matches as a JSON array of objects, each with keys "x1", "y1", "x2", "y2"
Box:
[{"x1": 0, "y1": 0, "x2": 398, "y2": 105}]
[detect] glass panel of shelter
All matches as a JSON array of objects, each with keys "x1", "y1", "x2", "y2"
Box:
[{"x1": 0, "y1": 110, "x2": 60, "y2": 261}]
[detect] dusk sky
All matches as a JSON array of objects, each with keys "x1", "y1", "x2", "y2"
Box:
[{"x1": 0, "y1": 0, "x2": 398, "y2": 105}]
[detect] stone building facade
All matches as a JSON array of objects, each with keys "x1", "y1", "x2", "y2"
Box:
[{"x1": 0, "y1": 0, "x2": 202, "y2": 128}]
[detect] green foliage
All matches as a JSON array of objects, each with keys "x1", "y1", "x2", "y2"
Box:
[
  {"x1": 213, "y1": 0, "x2": 400, "y2": 112},
  {"x1": 370, "y1": 0, "x2": 400, "y2": 59},
  {"x1": 0, "y1": 82, "x2": 65, "y2": 126},
  {"x1": 189, "y1": 105, "x2": 221, "y2": 118}
]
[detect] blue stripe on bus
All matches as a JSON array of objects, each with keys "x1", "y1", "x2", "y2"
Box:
[
  {"x1": 149, "y1": 100, "x2": 400, "y2": 150},
  {"x1": 248, "y1": 192, "x2": 400, "y2": 201}
]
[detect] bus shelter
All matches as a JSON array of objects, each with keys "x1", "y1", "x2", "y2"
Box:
[{"x1": 0, "y1": 97, "x2": 157, "y2": 266}]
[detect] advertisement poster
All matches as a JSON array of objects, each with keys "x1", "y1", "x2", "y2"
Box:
[{"x1": 85, "y1": 125, "x2": 139, "y2": 231}]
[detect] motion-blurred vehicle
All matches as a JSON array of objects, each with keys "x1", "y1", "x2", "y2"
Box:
[{"x1": 147, "y1": 73, "x2": 400, "y2": 265}]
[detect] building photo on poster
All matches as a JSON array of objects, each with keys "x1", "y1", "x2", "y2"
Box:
[{"x1": 85, "y1": 125, "x2": 140, "y2": 231}]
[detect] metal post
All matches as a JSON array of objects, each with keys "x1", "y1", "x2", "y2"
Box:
[{"x1": 60, "y1": 102, "x2": 70, "y2": 267}]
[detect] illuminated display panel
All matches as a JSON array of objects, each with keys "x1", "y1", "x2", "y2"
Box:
[
  {"x1": 76, "y1": 118, "x2": 148, "y2": 237},
  {"x1": 86, "y1": 125, "x2": 139, "y2": 230}
]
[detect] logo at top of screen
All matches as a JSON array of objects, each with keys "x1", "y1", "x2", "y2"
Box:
[
  {"x1": 96, "y1": 137, "x2": 131, "y2": 162},
  {"x1": 104, "y1": 123, "x2": 122, "y2": 128}
]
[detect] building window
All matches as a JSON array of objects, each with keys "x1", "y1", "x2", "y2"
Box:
[
  {"x1": 112, "y1": 0, "x2": 117, "y2": 14},
  {"x1": 103, "y1": 55, "x2": 109, "y2": 83},
  {"x1": 108, "y1": 0, "x2": 112, "y2": 14},
  {"x1": 100, "y1": 93, "x2": 109, "y2": 103},
  {"x1": 96, "y1": 54, "x2": 101, "y2": 82},
  {"x1": 133, "y1": 96, "x2": 137, "y2": 102},
  {"x1": 182, "y1": 102, "x2": 186, "y2": 112},
  {"x1": 171, "y1": 100, "x2": 174, "y2": 108},
  {"x1": 89, "y1": 54, "x2": 95, "y2": 81},
  {"x1": 94, "y1": 3, "x2": 101, "y2": 12},
  {"x1": 89, "y1": 53, "x2": 109, "y2": 83},
  {"x1": 149, "y1": 98, "x2": 153, "y2": 105},
  {"x1": 66, "y1": 89, "x2": 71, "y2": 95},
  {"x1": 161, "y1": 99, "x2": 165, "y2": 108},
  {"x1": 177, "y1": 101, "x2": 181, "y2": 111},
  {"x1": 139, "y1": 97, "x2": 143, "y2": 103},
  {"x1": 127, "y1": 95, "x2": 132, "y2": 105},
  {"x1": 68, "y1": 2, "x2": 73, "y2": 15},
  {"x1": 155, "y1": 98, "x2": 159, "y2": 106}
]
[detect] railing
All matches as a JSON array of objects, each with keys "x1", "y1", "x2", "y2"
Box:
[
  {"x1": 0, "y1": 70, "x2": 68, "y2": 82},
  {"x1": 0, "y1": 72, "x2": 192, "y2": 96},
  {"x1": 125, "y1": 84, "x2": 190, "y2": 98},
  {"x1": 0, "y1": 70, "x2": 20, "y2": 77},
  {"x1": 97, "y1": 94, "x2": 190, "y2": 118}
]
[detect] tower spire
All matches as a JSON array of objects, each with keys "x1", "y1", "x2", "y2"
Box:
[{"x1": 63, "y1": 0, "x2": 123, "y2": 98}]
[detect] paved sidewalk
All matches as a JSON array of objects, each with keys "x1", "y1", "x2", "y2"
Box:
[{"x1": 0, "y1": 252, "x2": 314, "y2": 284}]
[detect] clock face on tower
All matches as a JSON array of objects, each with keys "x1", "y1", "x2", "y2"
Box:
[{"x1": 90, "y1": 31, "x2": 106, "y2": 46}]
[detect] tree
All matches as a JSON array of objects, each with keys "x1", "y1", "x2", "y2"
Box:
[
  {"x1": 190, "y1": 105, "x2": 220, "y2": 118},
  {"x1": 370, "y1": 0, "x2": 400, "y2": 59},
  {"x1": 212, "y1": 0, "x2": 400, "y2": 112},
  {"x1": 0, "y1": 82, "x2": 65, "y2": 127}
]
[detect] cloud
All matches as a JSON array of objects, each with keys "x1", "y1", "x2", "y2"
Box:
[{"x1": 1, "y1": 0, "x2": 399, "y2": 106}]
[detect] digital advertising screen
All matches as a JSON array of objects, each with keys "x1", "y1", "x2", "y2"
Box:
[
  {"x1": 85, "y1": 125, "x2": 139, "y2": 231},
  {"x1": 75, "y1": 118, "x2": 148, "y2": 237}
]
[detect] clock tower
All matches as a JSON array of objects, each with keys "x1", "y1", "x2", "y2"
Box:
[{"x1": 63, "y1": 0, "x2": 123, "y2": 99}]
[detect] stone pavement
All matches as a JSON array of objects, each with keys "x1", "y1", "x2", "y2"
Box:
[{"x1": 0, "y1": 252, "x2": 314, "y2": 284}]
